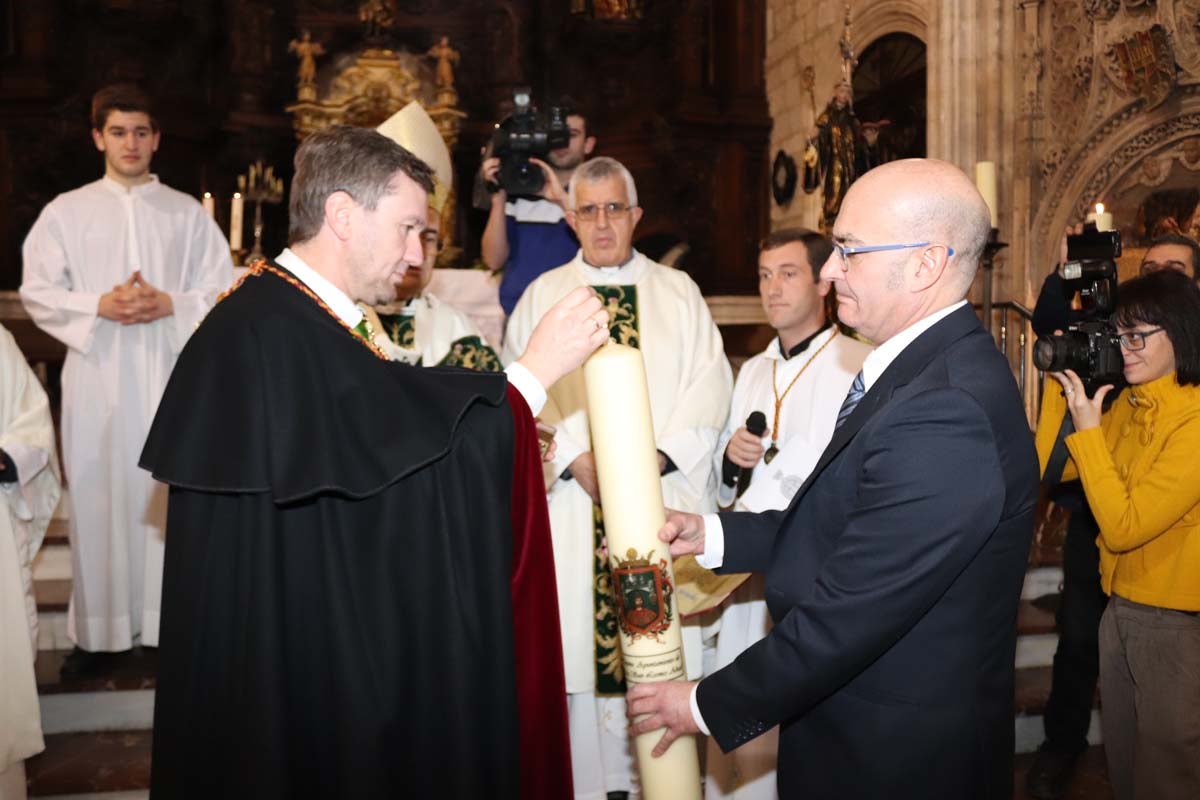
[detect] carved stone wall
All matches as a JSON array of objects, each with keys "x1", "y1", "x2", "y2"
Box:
[{"x1": 1030, "y1": 0, "x2": 1200, "y2": 276}]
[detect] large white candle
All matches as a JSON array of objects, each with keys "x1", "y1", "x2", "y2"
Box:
[
  {"x1": 230, "y1": 192, "x2": 244, "y2": 251},
  {"x1": 584, "y1": 342, "x2": 703, "y2": 800},
  {"x1": 974, "y1": 161, "x2": 998, "y2": 228},
  {"x1": 202, "y1": 192, "x2": 215, "y2": 218},
  {"x1": 1085, "y1": 202, "x2": 1114, "y2": 232}
]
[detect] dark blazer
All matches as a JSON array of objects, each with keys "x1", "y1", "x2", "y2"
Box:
[{"x1": 698, "y1": 305, "x2": 1039, "y2": 799}]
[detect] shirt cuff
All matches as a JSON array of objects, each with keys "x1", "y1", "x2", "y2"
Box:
[
  {"x1": 504, "y1": 362, "x2": 547, "y2": 416},
  {"x1": 690, "y1": 682, "x2": 711, "y2": 736},
  {"x1": 695, "y1": 513, "x2": 724, "y2": 569}
]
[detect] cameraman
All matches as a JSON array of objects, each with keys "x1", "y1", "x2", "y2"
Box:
[
  {"x1": 1033, "y1": 231, "x2": 1199, "y2": 337},
  {"x1": 1025, "y1": 229, "x2": 1199, "y2": 799},
  {"x1": 480, "y1": 97, "x2": 595, "y2": 315},
  {"x1": 1036, "y1": 270, "x2": 1200, "y2": 800}
]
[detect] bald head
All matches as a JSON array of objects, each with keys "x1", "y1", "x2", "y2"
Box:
[
  {"x1": 821, "y1": 159, "x2": 990, "y2": 344},
  {"x1": 847, "y1": 159, "x2": 991, "y2": 294}
]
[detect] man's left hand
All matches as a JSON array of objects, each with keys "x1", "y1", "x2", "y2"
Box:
[{"x1": 626, "y1": 680, "x2": 700, "y2": 757}]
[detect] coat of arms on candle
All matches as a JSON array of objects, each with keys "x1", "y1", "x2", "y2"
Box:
[{"x1": 612, "y1": 549, "x2": 675, "y2": 641}]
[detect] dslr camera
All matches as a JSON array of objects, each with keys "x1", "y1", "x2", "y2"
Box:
[
  {"x1": 1032, "y1": 223, "x2": 1124, "y2": 396},
  {"x1": 489, "y1": 87, "x2": 570, "y2": 198}
]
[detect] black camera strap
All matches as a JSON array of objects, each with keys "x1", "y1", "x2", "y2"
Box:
[{"x1": 1042, "y1": 412, "x2": 1076, "y2": 487}]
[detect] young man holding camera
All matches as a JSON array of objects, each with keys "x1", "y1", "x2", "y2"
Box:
[{"x1": 480, "y1": 98, "x2": 595, "y2": 315}]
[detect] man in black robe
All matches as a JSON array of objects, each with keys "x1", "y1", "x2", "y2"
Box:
[{"x1": 140, "y1": 126, "x2": 610, "y2": 799}]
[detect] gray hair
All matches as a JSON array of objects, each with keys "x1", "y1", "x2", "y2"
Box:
[{"x1": 567, "y1": 156, "x2": 638, "y2": 210}]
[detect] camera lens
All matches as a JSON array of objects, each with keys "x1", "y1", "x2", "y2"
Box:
[{"x1": 1033, "y1": 332, "x2": 1091, "y2": 373}]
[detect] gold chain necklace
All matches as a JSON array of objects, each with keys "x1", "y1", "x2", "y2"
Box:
[
  {"x1": 765, "y1": 330, "x2": 838, "y2": 463},
  {"x1": 231, "y1": 258, "x2": 390, "y2": 361}
]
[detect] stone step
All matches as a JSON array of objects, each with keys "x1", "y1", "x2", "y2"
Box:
[
  {"x1": 34, "y1": 578, "x2": 73, "y2": 650},
  {"x1": 33, "y1": 541, "x2": 72, "y2": 582},
  {"x1": 1013, "y1": 745, "x2": 1112, "y2": 799},
  {"x1": 1012, "y1": 664, "x2": 1103, "y2": 754},
  {"x1": 34, "y1": 649, "x2": 156, "y2": 735},
  {"x1": 44, "y1": 517, "x2": 69, "y2": 546},
  {"x1": 24, "y1": 731, "x2": 151, "y2": 798}
]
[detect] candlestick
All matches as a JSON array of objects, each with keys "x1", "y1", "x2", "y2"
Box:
[
  {"x1": 584, "y1": 342, "x2": 703, "y2": 800},
  {"x1": 974, "y1": 162, "x2": 998, "y2": 228},
  {"x1": 1085, "y1": 202, "x2": 1114, "y2": 232},
  {"x1": 202, "y1": 192, "x2": 215, "y2": 218},
  {"x1": 230, "y1": 192, "x2": 244, "y2": 252}
]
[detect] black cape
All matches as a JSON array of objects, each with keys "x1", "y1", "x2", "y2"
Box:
[{"x1": 141, "y1": 266, "x2": 533, "y2": 798}]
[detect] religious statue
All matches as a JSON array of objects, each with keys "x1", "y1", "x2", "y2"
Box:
[
  {"x1": 359, "y1": 0, "x2": 395, "y2": 43},
  {"x1": 288, "y1": 30, "x2": 325, "y2": 96},
  {"x1": 803, "y1": 82, "x2": 861, "y2": 235},
  {"x1": 425, "y1": 36, "x2": 460, "y2": 93}
]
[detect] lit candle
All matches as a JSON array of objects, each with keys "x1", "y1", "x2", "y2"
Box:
[
  {"x1": 202, "y1": 192, "x2": 215, "y2": 218},
  {"x1": 974, "y1": 161, "x2": 998, "y2": 228},
  {"x1": 1085, "y1": 202, "x2": 1114, "y2": 232},
  {"x1": 230, "y1": 192, "x2": 244, "y2": 251},
  {"x1": 584, "y1": 342, "x2": 704, "y2": 800}
]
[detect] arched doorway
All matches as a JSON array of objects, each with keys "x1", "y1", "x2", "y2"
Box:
[{"x1": 852, "y1": 32, "x2": 927, "y2": 161}]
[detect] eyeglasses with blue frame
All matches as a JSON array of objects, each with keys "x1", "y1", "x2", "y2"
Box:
[{"x1": 831, "y1": 241, "x2": 955, "y2": 270}]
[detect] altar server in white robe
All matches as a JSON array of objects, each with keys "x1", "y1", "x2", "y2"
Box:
[
  {"x1": 504, "y1": 156, "x2": 732, "y2": 800},
  {"x1": 0, "y1": 324, "x2": 62, "y2": 800},
  {"x1": 706, "y1": 228, "x2": 870, "y2": 800},
  {"x1": 19, "y1": 84, "x2": 231, "y2": 658},
  {"x1": 362, "y1": 105, "x2": 501, "y2": 371}
]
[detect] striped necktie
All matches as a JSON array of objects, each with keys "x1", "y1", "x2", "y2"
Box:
[{"x1": 835, "y1": 370, "x2": 865, "y2": 429}]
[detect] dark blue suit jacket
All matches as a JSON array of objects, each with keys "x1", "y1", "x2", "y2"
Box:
[{"x1": 698, "y1": 305, "x2": 1038, "y2": 799}]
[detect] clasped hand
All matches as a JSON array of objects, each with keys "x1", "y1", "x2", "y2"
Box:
[{"x1": 98, "y1": 271, "x2": 173, "y2": 325}]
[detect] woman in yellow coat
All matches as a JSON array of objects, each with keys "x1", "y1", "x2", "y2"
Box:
[{"x1": 1036, "y1": 269, "x2": 1200, "y2": 800}]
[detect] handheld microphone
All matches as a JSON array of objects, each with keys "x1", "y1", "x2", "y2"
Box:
[{"x1": 736, "y1": 411, "x2": 768, "y2": 498}]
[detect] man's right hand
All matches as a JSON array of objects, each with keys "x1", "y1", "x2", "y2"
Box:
[
  {"x1": 481, "y1": 156, "x2": 506, "y2": 203},
  {"x1": 658, "y1": 509, "x2": 706, "y2": 558},
  {"x1": 568, "y1": 452, "x2": 602, "y2": 504},
  {"x1": 725, "y1": 426, "x2": 765, "y2": 469}
]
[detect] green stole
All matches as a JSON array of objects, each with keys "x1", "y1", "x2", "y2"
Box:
[
  {"x1": 591, "y1": 284, "x2": 639, "y2": 695},
  {"x1": 376, "y1": 305, "x2": 502, "y2": 373}
]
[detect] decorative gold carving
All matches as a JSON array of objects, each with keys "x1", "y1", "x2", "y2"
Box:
[
  {"x1": 424, "y1": 36, "x2": 461, "y2": 107},
  {"x1": 359, "y1": 0, "x2": 395, "y2": 43},
  {"x1": 286, "y1": 47, "x2": 465, "y2": 150},
  {"x1": 288, "y1": 30, "x2": 326, "y2": 102}
]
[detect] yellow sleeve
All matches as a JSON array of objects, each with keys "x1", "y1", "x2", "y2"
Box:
[
  {"x1": 1034, "y1": 378, "x2": 1078, "y2": 482},
  {"x1": 1068, "y1": 414, "x2": 1200, "y2": 552}
]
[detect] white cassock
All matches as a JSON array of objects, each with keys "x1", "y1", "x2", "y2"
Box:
[
  {"x1": 362, "y1": 292, "x2": 502, "y2": 371},
  {"x1": 706, "y1": 326, "x2": 869, "y2": 800},
  {"x1": 20, "y1": 176, "x2": 232, "y2": 651},
  {"x1": 0, "y1": 324, "x2": 61, "y2": 796},
  {"x1": 504, "y1": 251, "x2": 732, "y2": 799}
]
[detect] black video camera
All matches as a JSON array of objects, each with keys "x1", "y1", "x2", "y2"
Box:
[
  {"x1": 489, "y1": 87, "x2": 570, "y2": 198},
  {"x1": 1032, "y1": 224, "x2": 1125, "y2": 396}
]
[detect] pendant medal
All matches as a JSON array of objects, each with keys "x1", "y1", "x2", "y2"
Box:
[{"x1": 764, "y1": 443, "x2": 779, "y2": 464}]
